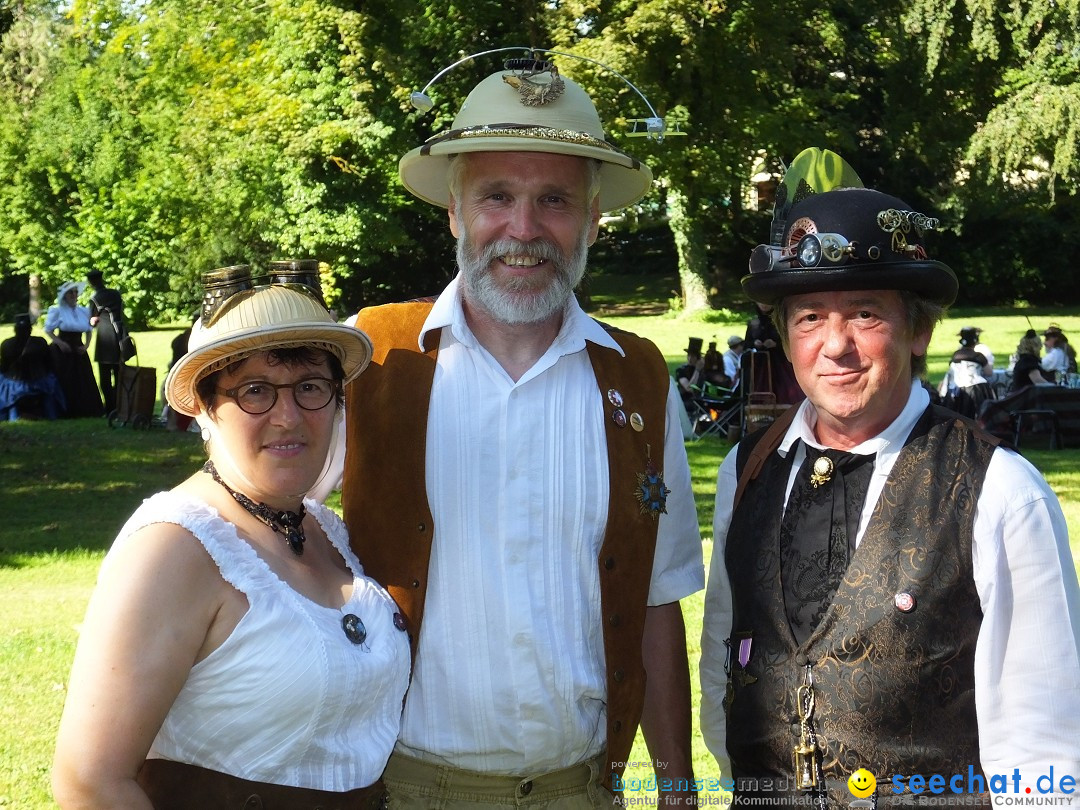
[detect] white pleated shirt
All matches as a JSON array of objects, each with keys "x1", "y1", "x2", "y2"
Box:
[
  {"x1": 396, "y1": 275, "x2": 704, "y2": 774},
  {"x1": 700, "y1": 382, "x2": 1080, "y2": 782}
]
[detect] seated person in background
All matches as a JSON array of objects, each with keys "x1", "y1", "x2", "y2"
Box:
[
  {"x1": 1011, "y1": 329, "x2": 1054, "y2": 393},
  {"x1": 722, "y1": 336, "x2": 744, "y2": 389},
  {"x1": 0, "y1": 314, "x2": 66, "y2": 420},
  {"x1": 1042, "y1": 324, "x2": 1077, "y2": 381},
  {"x1": 676, "y1": 336, "x2": 706, "y2": 409},
  {"x1": 52, "y1": 273, "x2": 409, "y2": 808},
  {"x1": 703, "y1": 340, "x2": 728, "y2": 387},
  {"x1": 938, "y1": 345, "x2": 993, "y2": 418},
  {"x1": 959, "y1": 325, "x2": 994, "y2": 377},
  {"x1": 160, "y1": 326, "x2": 193, "y2": 431}
]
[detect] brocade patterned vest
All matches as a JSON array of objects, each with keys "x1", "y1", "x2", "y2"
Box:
[
  {"x1": 725, "y1": 406, "x2": 995, "y2": 808},
  {"x1": 341, "y1": 301, "x2": 669, "y2": 791}
]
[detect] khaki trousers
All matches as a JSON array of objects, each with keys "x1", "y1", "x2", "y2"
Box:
[{"x1": 383, "y1": 751, "x2": 621, "y2": 809}]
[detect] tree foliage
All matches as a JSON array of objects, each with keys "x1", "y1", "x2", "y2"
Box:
[
  {"x1": 909, "y1": 0, "x2": 1080, "y2": 194},
  {"x1": 2, "y1": 0, "x2": 1080, "y2": 322}
]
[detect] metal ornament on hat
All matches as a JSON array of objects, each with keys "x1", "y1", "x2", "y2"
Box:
[
  {"x1": 408, "y1": 46, "x2": 677, "y2": 141},
  {"x1": 748, "y1": 148, "x2": 865, "y2": 275},
  {"x1": 501, "y1": 56, "x2": 565, "y2": 106},
  {"x1": 876, "y1": 208, "x2": 938, "y2": 258},
  {"x1": 200, "y1": 262, "x2": 328, "y2": 327},
  {"x1": 769, "y1": 147, "x2": 864, "y2": 247},
  {"x1": 264, "y1": 259, "x2": 327, "y2": 307}
]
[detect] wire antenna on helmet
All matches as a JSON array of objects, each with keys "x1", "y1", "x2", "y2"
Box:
[{"x1": 408, "y1": 46, "x2": 678, "y2": 142}]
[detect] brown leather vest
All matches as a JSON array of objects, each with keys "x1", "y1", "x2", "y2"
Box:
[
  {"x1": 724, "y1": 406, "x2": 995, "y2": 807},
  {"x1": 341, "y1": 301, "x2": 669, "y2": 789}
]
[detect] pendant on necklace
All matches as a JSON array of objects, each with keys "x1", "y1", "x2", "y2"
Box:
[
  {"x1": 284, "y1": 526, "x2": 304, "y2": 555},
  {"x1": 341, "y1": 613, "x2": 367, "y2": 645}
]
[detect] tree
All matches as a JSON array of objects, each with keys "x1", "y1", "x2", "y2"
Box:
[{"x1": 910, "y1": 0, "x2": 1080, "y2": 195}]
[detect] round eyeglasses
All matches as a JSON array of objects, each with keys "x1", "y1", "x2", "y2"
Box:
[{"x1": 217, "y1": 377, "x2": 339, "y2": 415}]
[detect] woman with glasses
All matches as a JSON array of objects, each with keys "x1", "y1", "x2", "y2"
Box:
[{"x1": 53, "y1": 271, "x2": 409, "y2": 809}]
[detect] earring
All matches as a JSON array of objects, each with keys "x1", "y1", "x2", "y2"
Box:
[{"x1": 201, "y1": 427, "x2": 211, "y2": 442}]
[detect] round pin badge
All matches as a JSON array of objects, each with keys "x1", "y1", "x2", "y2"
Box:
[
  {"x1": 612, "y1": 409, "x2": 627, "y2": 428},
  {"x1": 894, "y1": 592, "x2": 916, "y2": 613},
  {"x1": 606, "y1": 388, "x2": 623, "y2": 408},
  {"x1": 629, "y1": 412, "x2": 644, "y2": 432}
]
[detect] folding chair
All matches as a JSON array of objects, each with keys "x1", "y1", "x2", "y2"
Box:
[{"x1": 687, "y1": 376, "x2": 747, "y2": 441}]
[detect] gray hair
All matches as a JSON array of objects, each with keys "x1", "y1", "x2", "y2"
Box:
[{"x1": 771, "y1": 291, "x2": 944, "y2": 378}]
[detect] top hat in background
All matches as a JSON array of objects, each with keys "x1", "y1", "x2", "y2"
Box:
[{"x1": 685, "y1": 337, "x2": 703, "y2": 356}]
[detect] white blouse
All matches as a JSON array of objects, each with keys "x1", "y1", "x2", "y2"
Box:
[
  {"x1": 105, "y1": 491, "x2": 410, "y2": 790},
  {"x1": 44, "y1": 303, "x2": 92, "y2": 334}
]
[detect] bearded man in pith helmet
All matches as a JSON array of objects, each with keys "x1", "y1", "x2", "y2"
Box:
[{"x1": 341, "y1": 53, "x2": 704, "y2": 808}]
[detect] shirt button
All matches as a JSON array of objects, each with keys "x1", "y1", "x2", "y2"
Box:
[
  {"x1": 604, "y1": 556, "x2": 616, "y2": 570},
  {"x1": 608, "y1": 613, "x2": 621, "y2": 627},
  {"x1": 614, "y1": 669, "x2": 625, "y2": 682},
  {"x1": 520, "y1": 781, "x2": 533, "y2": 796}
]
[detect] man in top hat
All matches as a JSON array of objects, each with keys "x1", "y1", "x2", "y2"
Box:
[
  {"x1": 341, "y1": 55, "x2": 703, "y2": 807},
  {"x1": 677, "y1": 337, "x2": 706, "y2": 407},
  {"x1": 86, "y1": 269, "x2": 127, "y2": 414},
  {"x1": 700, "y1": 185, "x2": 1080, "y2": 805}
]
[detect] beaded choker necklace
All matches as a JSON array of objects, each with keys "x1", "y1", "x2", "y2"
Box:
[{"x1": 203, "y1": 460, "x2": 306, "y2": 555}]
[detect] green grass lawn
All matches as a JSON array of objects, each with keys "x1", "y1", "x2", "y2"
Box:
[{"x1": 2, "y1": 279, "x2": 1079, "y2": 806}]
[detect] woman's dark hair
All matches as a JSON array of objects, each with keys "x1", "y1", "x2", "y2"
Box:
[{"x1": 196, "y1": 346, "x2": 345, "y2": 415}]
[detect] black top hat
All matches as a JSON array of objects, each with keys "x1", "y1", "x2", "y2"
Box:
[
  {"x1": 742, "y1": 188, "x2": 958, "y2": 306},
  {"x1": 685, "y1": 337, "x2": 703, "y2": 356},
  {"x1": 86, "y1": 269, "x2": 104, "y2": 282}
]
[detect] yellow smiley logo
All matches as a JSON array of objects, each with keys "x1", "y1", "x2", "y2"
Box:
[{"x1": 848, "y1": 768, "x2": 876, "y2": 798}]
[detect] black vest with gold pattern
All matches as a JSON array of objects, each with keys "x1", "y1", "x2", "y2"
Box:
[{"x1": 725, "y1": 406, "x2": 994, "y2": 807}]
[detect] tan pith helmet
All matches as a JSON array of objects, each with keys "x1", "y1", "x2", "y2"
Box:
[
  {"x1": 399, "y1": 66, "x2": 653, "y2": 212},
  {"x1": 165, "y1": 283, "x2": 372, "y2": 418}
]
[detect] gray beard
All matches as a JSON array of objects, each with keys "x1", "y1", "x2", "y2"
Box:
[{"x1": 457, "y1": 229, "x2": 590, "y2": 325}]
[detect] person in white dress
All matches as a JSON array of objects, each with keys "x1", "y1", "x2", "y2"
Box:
[{"x1": 53, "y1": 268, "x2": 410, "y2": 809}]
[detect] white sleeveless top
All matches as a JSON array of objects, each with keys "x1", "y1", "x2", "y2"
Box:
[{"x1": 105, "y1": 491, "x2": 410, "y2": 790}]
